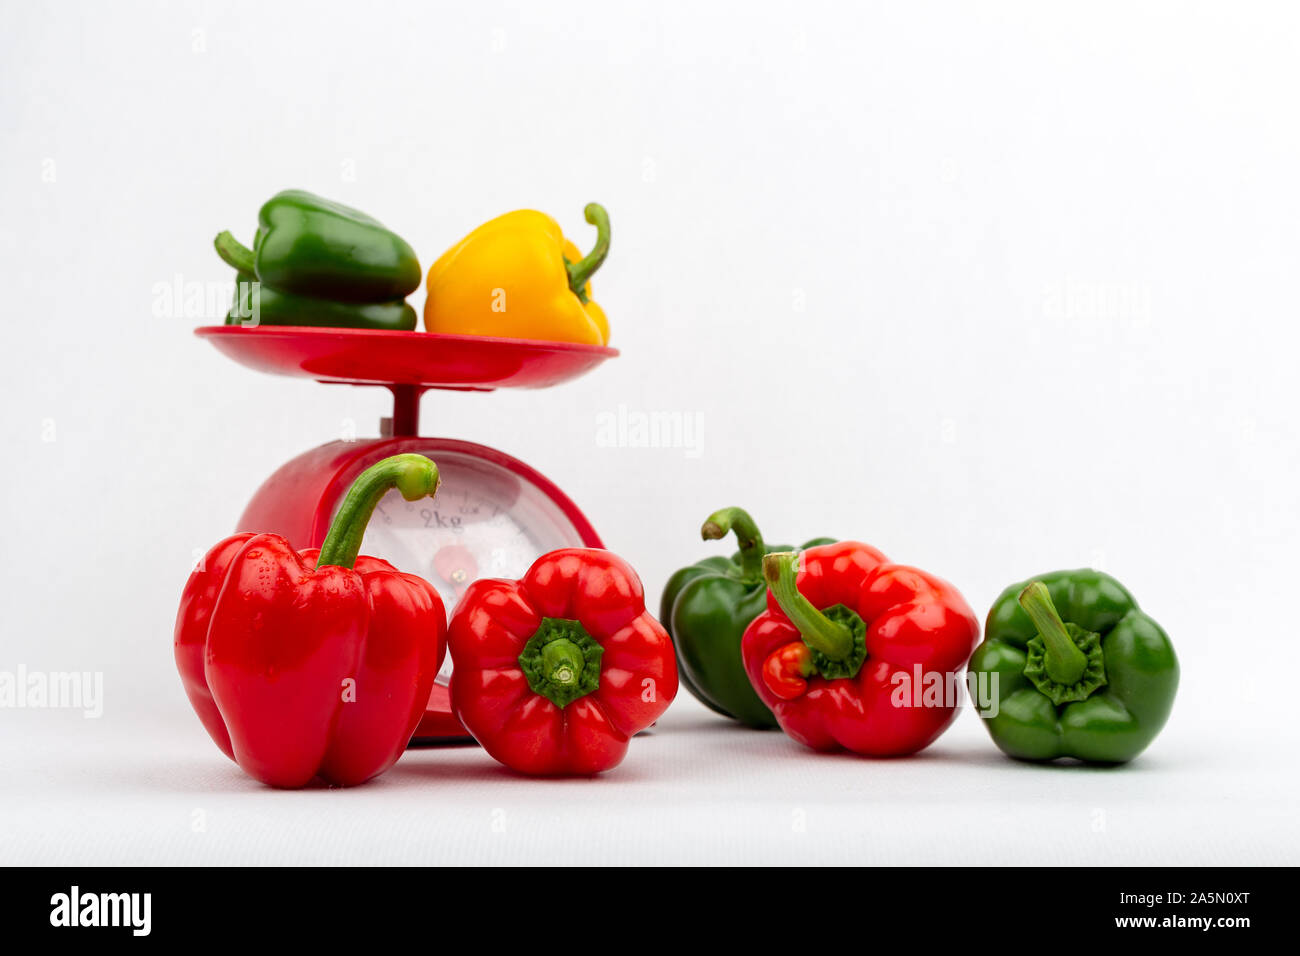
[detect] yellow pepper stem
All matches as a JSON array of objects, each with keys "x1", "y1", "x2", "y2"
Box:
[{"x1": 564, "y1": 203, "x2": 610, "y2": 303}]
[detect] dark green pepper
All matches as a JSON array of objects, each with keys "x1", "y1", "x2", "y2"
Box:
[
  {"x1": 968, "y1": 569, "x2": 1178, "y2": 763},
  {"x1": 660, "y1": 507, "x2": 833, "y2": 729},
  {"x1": 224, "y1": 273, "x2": 417, "y2": 331},
  {"x1": 215, "y1": 190, "x2": 420, "y2": 330}
]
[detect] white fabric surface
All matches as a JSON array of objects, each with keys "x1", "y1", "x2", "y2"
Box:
[{"x1": 2, "y1": 693, "x2": 1292, "y2": 866}]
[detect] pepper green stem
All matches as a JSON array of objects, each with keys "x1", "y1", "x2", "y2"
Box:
[
  {"x1": 1018, "y1": 581, "x2": 1088, "y2": 685},
  {"x1": 565, "y1": 203, "x2": 610, "y2": 303},
  {"x1": 541, "y1": 639, "x2": 584, "y2": 688},
  {"x1": 214, "y1": 231, "x2": 256, "y2": 274},
  {"x1": 518, "y1": 618, "x2": 603, "y2": 708},
  {"x1": 701, "y1": 506, "x2": 766, "y2": 581},
  {"x1": 762, "y1": 551, "x2": 853, "y2": 661},
  {"x1": 316, "y1": 454, "x2": 440, "y2": 570}
]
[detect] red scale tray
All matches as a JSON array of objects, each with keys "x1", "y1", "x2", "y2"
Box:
[{"x1": 194, "y1": 325, "x2": 618, "y2": 391}]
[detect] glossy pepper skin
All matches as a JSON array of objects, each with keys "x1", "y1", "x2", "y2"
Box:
[
  {"x1": 215, "y1": 189, "x2": 421, "y2": 330},
  {"x1": 660, "y1": 507, "x2": 833, "y2": 728},
  {"x1": 448, "y1": 548, "x2": 677, "y2": 775},
  {"x1": 742, "y1": 543, "x2": 979, "y2": 755},
  {"x1": 225, "y1": 271, "x2": 418, "y2": 331},
  {"x1": 968, "y1": 570, "x2": 1178, "y2": 763},
  {"x1": 173, "y1": 455, "x2": 447, "y2": 788},
  {"x1": 424, "y1": 203, "x2": 611, "y2": 345}
]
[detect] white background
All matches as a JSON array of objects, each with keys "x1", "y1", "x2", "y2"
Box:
[{"x1": 2, "y1": 0, "x2": 1298, "y2": 865}]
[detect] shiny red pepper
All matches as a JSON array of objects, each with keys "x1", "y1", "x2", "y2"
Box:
[
  {"x1": 173, "y1": 455, "x2": 447, "y2": 788},
  {"x1": 742, "y1": 542, "x2": 979, "y2": 755},
  {"x1": 448, "y1": 548, "x2": 678, "y2": 775}
]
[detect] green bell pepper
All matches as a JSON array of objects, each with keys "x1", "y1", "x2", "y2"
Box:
[
  {"x1": 660, "y1": 506, "x2": 833, "y2": 729},
  {"x1": 215, "y1": 189, "x2": 421, "y2": 330},
  {"x1": 224, "y1": 273, "x2": 417, "y2": 331},
  {"x1": 968, "y1": 569, "x2": 1179, "y2": 763}
]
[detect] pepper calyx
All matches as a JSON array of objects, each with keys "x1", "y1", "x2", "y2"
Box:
[
  {"x1": 762, "y1": 552, "x2": 868, "y2": 680},
  {"x1": 1023, "y1": 624, "x2": 1108, "y2": 705},
  {"x1": 519, "y1": 617, "x2": 603, "y2": 708},
  {"x1": 806, "y1": 604, "x2": 868, "y2": 680}
]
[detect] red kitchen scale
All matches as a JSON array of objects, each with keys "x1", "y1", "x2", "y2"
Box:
[{"x1": 195, "y1": 324, "x2": 617, "y2": 743}]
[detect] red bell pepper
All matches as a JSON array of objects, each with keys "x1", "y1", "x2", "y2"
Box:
[
  {"x1": 173, "y1": 454, "x2": 447, "y2": 788},
  {"x1": 742, "y1": 542, "x2": 978, "y2": 755},
  {"x1": 448, "y1": 548, "x2": 678, "y2": 775}
]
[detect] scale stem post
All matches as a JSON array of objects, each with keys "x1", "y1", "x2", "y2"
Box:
[{"x1": 388, "y1": 384, "x2": 424, "y2": 436}]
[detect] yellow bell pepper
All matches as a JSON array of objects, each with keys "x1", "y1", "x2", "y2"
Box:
[{"x1": 423, "y1": 203, "x2": 611, "y2": 346}]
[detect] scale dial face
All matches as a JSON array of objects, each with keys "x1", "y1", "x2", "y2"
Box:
[{"x1": 346, "y1": 448, "x2": 592, "y2": 681}]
